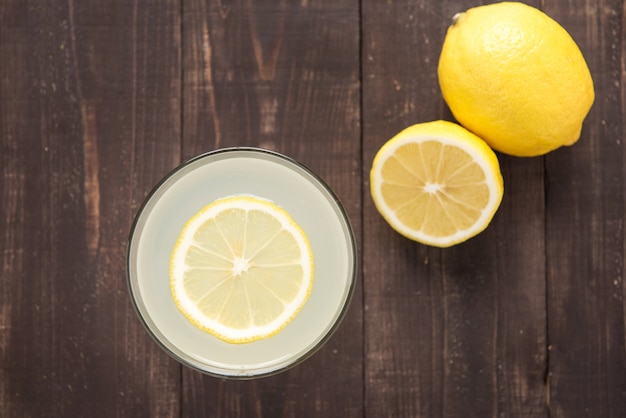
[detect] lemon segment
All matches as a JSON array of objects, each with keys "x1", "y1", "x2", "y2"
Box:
[
  {"x1": 370, "y1": 120, "x2": 503, "y2": 247},
  {"x1": 438, "y1": 2, "x2": 594, "y2": 156},
  {"x1": 170, "y1": 195, "x2": 314, "y2": 344}
]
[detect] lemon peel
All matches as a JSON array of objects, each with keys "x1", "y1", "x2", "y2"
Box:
[
  {"x1": 370, "y1": 120, "x2": 503, "y2": 247},
  {"x1": 438, "y1": 2, "x2": 594, "y2": 156},
  {"x1": 170, "y1": 195, "x2": 314, "y2": 344}
]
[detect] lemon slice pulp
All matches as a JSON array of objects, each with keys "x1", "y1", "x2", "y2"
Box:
[
  {"x1": 170, "y1": 195, "x2": 314, "y2": 344},
  {"x1": 370, "y1": 120, "x2": 503, "y2": 247}
]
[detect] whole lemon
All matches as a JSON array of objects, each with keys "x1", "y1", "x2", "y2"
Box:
[{"x1": 437, "y1": 2, "x2": 594, "y2": 157}]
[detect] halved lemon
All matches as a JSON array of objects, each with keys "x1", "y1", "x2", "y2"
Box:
[
  {"x1": 170, "y1": 195, "x2": 314, "y2": 344},
  {"x1": 370, "y1": 120, "x2": 503, "y2": 247}
]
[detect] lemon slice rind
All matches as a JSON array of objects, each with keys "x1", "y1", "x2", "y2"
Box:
[
  {"x1": 370, "y1": 121, "x2": 503, "y2": 247},
  {"x1": 170, "y1": 196, "x2": 314, "y2": 344}
]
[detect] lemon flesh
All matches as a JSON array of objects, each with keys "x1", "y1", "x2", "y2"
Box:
[
  {"x1": 170, "y1": 196, "x2": 314, "y2": 344},
  {"x1": 438, "y1": 2, "x2": 594, "y2": 157},
  {"x1": 370, "y1": 120, "x2": 503, "y2": 247}
]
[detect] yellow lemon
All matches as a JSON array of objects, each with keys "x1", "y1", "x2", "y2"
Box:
[
  {"x1": 170, "y1": 195, "x2": 314, "y2": 344},
  {"x1": 370, "y1": 120, "x2": 503, "y2": 247},
  {"x1": 438, "y1": 2, "x2": 594, "y2": 157}
]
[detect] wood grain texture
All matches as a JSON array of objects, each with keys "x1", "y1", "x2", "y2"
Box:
[
  {"x1": 0, "y1": 0, "x2": 625, "y2": 417},
  {"x1": 180, "y1": 0, "x2": 362, "y2": 417},
  {"x1": 544, "y1": 0, "x2": 626, "y2": 416},
  {"x1": 361, "y1": 2, "x2": 449, "y2": 415},
  {"x1": 362, "y1": 1, "x2": 547, "y2": 416},
  {"x1": 0, "y1": 1, "x2": 181, "y2": 417}
]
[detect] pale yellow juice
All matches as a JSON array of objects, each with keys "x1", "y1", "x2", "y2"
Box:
[{"x1": 127, "y1": 148, "x2": 356, "y2": 378}]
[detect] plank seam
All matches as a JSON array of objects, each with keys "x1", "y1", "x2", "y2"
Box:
[
  {"x1": 358, "y1": 0, "x2": 366, "y2": 416},
  {"x1": 543, "y1": 155, "x2": 551, "y2": 418}
]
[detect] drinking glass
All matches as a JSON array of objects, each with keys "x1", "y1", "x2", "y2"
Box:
[{"x1": 127, "y1": 147, "x2": 357, "y2": 378}]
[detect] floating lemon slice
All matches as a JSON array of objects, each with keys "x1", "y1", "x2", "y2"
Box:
[
  {"x1": 170, "y1": 195, "x2": 314, "y2": 344},
  {"x1": 370, "y1": 120, "x2": 503, "y2": 247}
]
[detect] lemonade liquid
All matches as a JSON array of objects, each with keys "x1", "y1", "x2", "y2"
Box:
[{"x1": 127, "y1": 148, "x2": 357, "y2": 378}]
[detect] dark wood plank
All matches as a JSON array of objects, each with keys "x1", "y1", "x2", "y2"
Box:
[
  {"x1": 361, "y1": 3, "x2": 447, "y2": 415},
  {"x1": 362, "y1": 1, "x2": 547, "y2": 416},
  {"x1": 490, "y1": 154, "x2": 547, "y2": 416},
  {"x1": 181, "y1": 0, "x2": 362, "y2": 416},
  {"x1": 1, "y1": 0, "x2": 624, "y2": 416},
  {"x1": 544, "y1": 1, "x2": 626, "y2": 416},
  {"x1": 0, "y1": 1, "x2": 181, "y2": 416}
]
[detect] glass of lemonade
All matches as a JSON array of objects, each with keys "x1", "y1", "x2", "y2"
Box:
[{"x1": 126, "y1": 147, "x2": 357, "y2": 378}]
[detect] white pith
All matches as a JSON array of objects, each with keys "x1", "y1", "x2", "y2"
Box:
[
  {"x1": 171, "y1": 197, "x2": 313, "y2": 341},
  {"x1": 371, "y1": 133, "x2": 501, "y2": 246}
]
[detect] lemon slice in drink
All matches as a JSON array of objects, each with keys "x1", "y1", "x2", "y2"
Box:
[
  {"x1": 170, "y1": 195, "x2": 314, "y2": 344},
  {"x1": 370, "y1": 120, "x2": 503, "y2": 247}
]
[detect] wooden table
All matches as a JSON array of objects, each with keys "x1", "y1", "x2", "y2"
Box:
[{"x1": 1, "y1": 1, "x2": 624, "y2": 416}]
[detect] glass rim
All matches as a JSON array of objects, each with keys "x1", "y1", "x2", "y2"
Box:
[{"x1": 126, "y1": 147, "x2": 358, "y2": 379}]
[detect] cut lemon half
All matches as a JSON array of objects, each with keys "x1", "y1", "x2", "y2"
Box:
[
  {"x1": 170, "y1": 195, "x2": 314, "y2": 344},
  {"x1": 370, "y1": 120, "x2": 503, "y2": 247}
]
